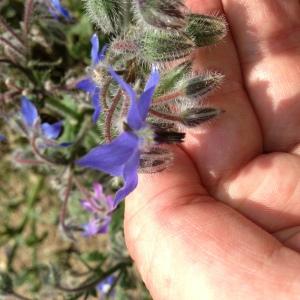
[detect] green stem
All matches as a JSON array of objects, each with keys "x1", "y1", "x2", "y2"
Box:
[{"x1": 56, "y1": 261, "x2": 131, "y2": 293}]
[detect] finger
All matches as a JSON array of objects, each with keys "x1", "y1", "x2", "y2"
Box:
[
  {"x1": 125, "y1": 149, "x2": 300, "y2": 300},
  {"x1": 274, "y1": 226, "x2": 300, "y2": 253},
  {"x1": 222, "y1": 0, "x2": 300, "y2": 151},
  {"x1": 179, "y1": 0, "x2": 262, "y2": 188},
  {"x1": 216, "y1": 152, "x2": 300, "y2": 232}
]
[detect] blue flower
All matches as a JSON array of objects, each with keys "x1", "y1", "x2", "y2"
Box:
[
  {"x1": 21, "y1": 96, "x2": 64, "y2": 141},
  {"x1": 77, "y1": 67, "x2": 160, "y2": 208},
  {"x1": 0, "y1": 134, "x2": 6, "y2": 142},
  {"x1": 48, "y1": 0, "x2": 71, "y2": 20},
  {"x1": 97, "y1": 275, "x2": 116, "y2": 299},
  {"x1": 77, "y1": 34, "x2": 108, "y2": 123},
  {"x1": 80, "y1": 183, "x2": 114, "y2": 237}
]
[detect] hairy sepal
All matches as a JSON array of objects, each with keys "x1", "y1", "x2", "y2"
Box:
[
  {"x1": 83, "y1": 0, "x2": 126, "y2": 34},
  {"x1": 185, "y1": 14, "x2": 227, "y2": 47}
]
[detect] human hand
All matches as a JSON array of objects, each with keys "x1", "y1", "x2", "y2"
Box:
[{"x1": 124, "y1": 0, "x2": 300, "y2": 299}]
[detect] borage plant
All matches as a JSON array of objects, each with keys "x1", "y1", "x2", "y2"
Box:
[
  {"x1": 0, "y1": 0, "x2": 227, "y2": 299},
  {"x1": 77, "y1": 0, "x2": 227, "y2": 207}
]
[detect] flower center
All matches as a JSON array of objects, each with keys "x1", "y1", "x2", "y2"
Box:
[{"x1": 136, "y1": 126, "x2": 155, "y2": 151}]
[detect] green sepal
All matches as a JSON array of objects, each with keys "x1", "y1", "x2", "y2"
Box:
[
  {"x1": 139, "y1": 30, "x2": 194, "y2": 62},
  {"x1": 185, "y1": 14, "x2": 227, "y2": 47},
  {"x1": 83, "y1": 0, "x2": 127, "y2": 34}
]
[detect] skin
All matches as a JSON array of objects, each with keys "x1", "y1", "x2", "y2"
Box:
[{"x1": 124, "y1": 0, "x2": 300, "y2": 299}]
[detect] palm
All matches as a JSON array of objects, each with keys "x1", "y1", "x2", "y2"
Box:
[{"x1": 125, "y1": 1, "x2": 300, "y2": 299}]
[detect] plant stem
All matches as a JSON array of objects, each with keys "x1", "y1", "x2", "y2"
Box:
[
  {"x1": 149, "y1": 108, "x2": 181, "y2": 122},
  {"x1": 56, "y1": 261, "x2": 131, "y2": 293},
  {"x1": 104, "y1": 90, "x2": 122, "y2": 142},
  {"x1": 23, "y1": 0, "x2": 34, "y2": 39},
  {"x1": 152, "y1": 90, "x2": 183, "y2": 105},
  {"x1": 0, "y1": 37, "x2": 25, "y2": 58},
  {"x1": 0, "y1": 16, "x2": 25, "y2": 47},
  {"x1": 59, "y1": 169, "x2": 74, "y2": 239}
]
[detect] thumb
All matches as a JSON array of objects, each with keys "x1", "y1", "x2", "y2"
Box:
[{"x1": 124, "y1": 147, "x2": 300, "y2": 300}]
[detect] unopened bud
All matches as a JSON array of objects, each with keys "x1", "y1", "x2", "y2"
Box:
[
  {"x1": 181, "y1": 72, "x2": 224, "y2": 99},
  {"x1": 83, "y1": 0, "x2": 125, "y2": 33},
  {"x1": 140, "y1": 147, "x2": 174, "y2": 173},
  {"x1": 182, "y1": 107, "x2": 223, "y2": 127},
  {"x1": 185, "y1": 14, "x2": 227, "y2": 47},
  {"x1": 134, "y1": 0, "x2": 186, "y2": 29},
  {"x1": 154, "y1": 129, "x2": 185, "y2": 144},
  {"x1": 140, "y1": 30, "x2": 194, "y2": 62},
  {"x1": 110, "y1": 38, "x2": 139, "y2": 56}
]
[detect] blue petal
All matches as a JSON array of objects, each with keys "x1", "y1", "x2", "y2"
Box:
[
  {"x1": 113, "y1": 150, "x2": 139, "y2": 208},
  {"x1": 0, "y1": 134, "x2": 6, "y2": 142},
  {"x1": 82, "y1": 219, "x2": 100, "y2": 237},
  {"x1": 99, "y1": 44, "x2": 108, "y2": 61},
  {"x1": 91, "y1": 34, "x2": 100, "y2": 65},
  {"x1": 57, "y1": 142, "x2": 73, "y2": 147},
  {"x1": 138, "y1": 67, "x2": 160, "y2": 120},
  {"x1": 91, "y1": 87, "x2": 101, "y2": 123},
  {"x1": 108, "y1": 67, "x2": 144, "y2": 130},
  {"x1": 76, "y1": 78, "x2": 96, "y2": 93},
  {"x1": 144, "y1": 66, "x2": 160, "y2": 92},
  {"x1": 41, "y1": 121, "x2": 63, "y2": 139},
  {"x1": 50, "y1": 0, "x2": 71, "y2": 19},
  {"x1": 77, "y1": 132, "x2": 139, "y2": 177},
  {"x1": 97, "y1": 275, "x2": 116, "y2": 293},
  {"x1": 97, "y1": 217, "x2": 111, "y2": 234},
  {"x1": 21, "y1": 96, "x2": 38, "y2": 127}
]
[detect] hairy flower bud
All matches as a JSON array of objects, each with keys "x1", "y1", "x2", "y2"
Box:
[
  {"x1": 110, "y1": 37, "x2": 139, "y2": 56},
  {"x1": 83, "y1": 0, "x2": 126, "y2": 33},
  {"x1": 154, "y1": 129, "x2": 185, "y2": 144},
  {"x1": 140, "y1": 30, "x2": 194, "y2": 62},
  {"x1": 154, "y1": 61, "x2": 192, "y2": 97},
  {"x1": 140, "y1": 147, "x2": 174, "y2": 173},
  {"x1": 133, "y1": 0, "x2": 186, "y2": 29},
  {"x1": 185, "y1": 14, "x2": 227, "y2": 47},
  {"x1": 180, "y1": 72, "x2": 224, "y2": 99},
  {"x1": 181, "y1": 107, "x2": 223, "y2": 127}
]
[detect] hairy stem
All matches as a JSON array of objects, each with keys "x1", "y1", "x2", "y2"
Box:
[
  {"x1": 153, "y1": 90, "x2": 184, "y2": 105},
  {"x1": 0, "y1": 16, "x2": 25, "y2": 47},
  {"x1": 23, "y1": 0, "x2": 34, "y2": 39},
  {"x1": 0, "y1": 37, "x2": 25, "y2": 58},
  {"x1": 59, "y1": 169, "x2": 74, "y2": 239},
  {"x1": 104, "y1": 90, "x2": 123, "y2": 142},
  {"x1": 149, "y1": 108, "x2": 182, "y2": 122}
]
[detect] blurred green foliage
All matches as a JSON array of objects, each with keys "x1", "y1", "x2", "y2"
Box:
[{"x1": 0, "y1": 0, "x2": 151, "y2": 299}]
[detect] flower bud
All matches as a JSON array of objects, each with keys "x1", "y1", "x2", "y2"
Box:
[
  {"x1": 154, "y1": 129, "x2": 185, "y2": 144},
  {"x1": 155, "y1": 61, "x2": 192, "y2": 97},
  {"x1": 140, "y1": 30, "x2": 194, "y2": 62},
  {"x1": 110, "y1": 37, "x2": 139, "y2": 56},
  {"x1": 140, "y1": 147, "x2": 174, "y2": 173},
  {"x1": 133, "y1": 0, "x2": 186, "y2": 29},
  {"x1": 181, "y1": 107, "x2": 223, "y2": 127},
  {"x1": 83, "y1": 0, "x2": 126, "y2": 33},
  {"x1": 185, "y1": 14, "x2": 227, "y2": 47},
  {"x1": 181, "y1": 72, "x2": 224, "y2": 99}
]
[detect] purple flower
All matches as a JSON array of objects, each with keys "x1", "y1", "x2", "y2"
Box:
[
  {"x1": 0, "y1": 134, "x2": 6, "y2": 142},
  {"x1": 77, "y1": 67, "x2": 160, "y2": 208},
  {"x1": 48, "y1": 0, "x2": 71, "y2": 20},
  {"x1": 21, "y1": 96, "x2": 63, "y2": 140},
  {"x1": 81, "y1": 183, "x2": 114, "y2": 237},
  {"x1": 97, "y1": 275, "x2": 116, "y2": 299},
  {"x1": 77, "y1": 34, "x2": 108, "y2": 123}
]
